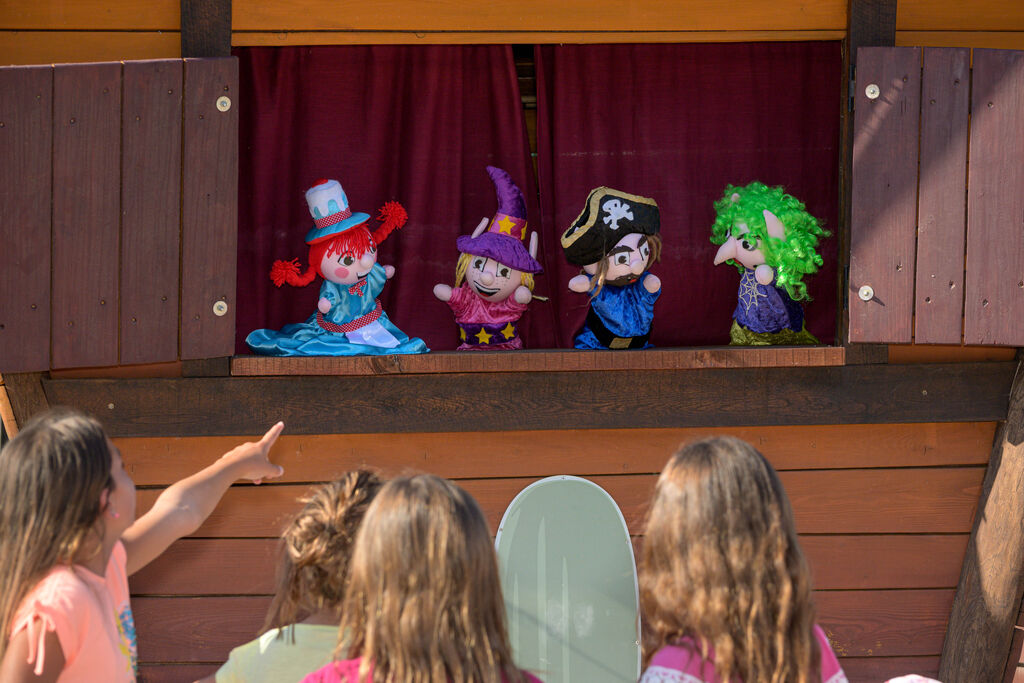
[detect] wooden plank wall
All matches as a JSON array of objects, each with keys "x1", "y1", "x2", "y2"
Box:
[
  {"x1": 0, "y1": 57, "x2": 237, "y2": 373},
  {"x1": 121, "y1": 422, "x2": 992, "y2": 682}
]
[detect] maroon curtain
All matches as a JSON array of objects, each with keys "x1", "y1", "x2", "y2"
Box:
[
  {"x1": 234, "y1": 45, "x2": 555, "y2": 353},
  {"x1": 535, "y1": 42, "x2": 842, "y2": 347}
]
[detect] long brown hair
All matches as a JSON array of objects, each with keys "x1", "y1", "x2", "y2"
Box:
[
  {"x1": 640, "y1": 436, "x2": 820, "y2": 683},
  {"x1": 0, "y1": 408, "x2": 114, "y2": 662},
  {"x1": 262, "y1": 469, "x2": 384, "y2": 637},
  {"x1": 338, "y1": 474, "x2": 526, "y2": 683}
]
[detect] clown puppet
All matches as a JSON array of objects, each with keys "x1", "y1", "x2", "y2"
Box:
[
  {"x1": 246, "y1": 178, "x2": 428, "y2": 356},
  {"x1": 433, "y1": 166, "x2": 542, "y2": 350},
  {"x1": 710, "y1": 181, "x2": 829, "y2": 346},
  {"x1": 561, "y1": 187, "x2": 662, "y2": 350}
]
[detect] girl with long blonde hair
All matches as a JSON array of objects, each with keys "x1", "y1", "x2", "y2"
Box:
[
  {"x1": 640, "y1": 436, "x2": 847, "y2": 683},
  {"x1": 0, "y1": 408, "x2": 284, "y2": 682},
  {"x1": 207, "y1": 470, "x2": 384, "y2": 683},
  {"x1": 301, "y1": 474, "x2": 543, "y2": 683}
]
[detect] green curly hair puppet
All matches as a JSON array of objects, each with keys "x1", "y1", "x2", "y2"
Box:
[
  {"x1": 710, "y1": 182, "x2": 828, "y2": 301},
  {"x1": 711, "y1": 182, "x2": 829, "y2": 345}
]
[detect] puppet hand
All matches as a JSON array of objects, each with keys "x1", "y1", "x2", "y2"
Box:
[
  {"x1": 384, "y1": 265, "x2": 396, "y2": 279},
  {"x1": 644, "y1": 273, "x2": 661, "y2": 293},
  {"x1": 220, "y1": 422, "x2": 285, "y2": 485},
  {"x1": 755, "y1": 264, "x2": 775, "y2": 285},
  {"x1": 317, "y1": 297, "x2": 331, "y2": 314},
  {"x1": 568, "y1": 274, "x2": 591, "y2": 293},
  {"x1": 513, "y1": 285, "x2": 533, "y2": 304},
  {"x1": 433, "y1": 284, "x2": 453, "y2": 302}
]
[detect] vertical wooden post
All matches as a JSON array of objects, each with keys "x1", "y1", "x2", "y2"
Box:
[
  {"x1": 181, "y1": 0, "x2": 232, "y2": 58},
  {"x1": 839, "y1": 0, "x2": 895, "y2": 357},
  {"x1": 940, "y1": 360, "x2": 1024, "y2": 682}
]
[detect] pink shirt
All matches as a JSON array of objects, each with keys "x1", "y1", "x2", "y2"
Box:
[
  {"x1": 641, "y1": 624, "x2": 847, "y2": 683},
  {"x1": 448, "y1": 283, "x2": 528, "y2": 326},
  {"x1": 10, "y1": 541, "x2": 137, "y2": 681},
  {"x1": 301, "y1": 658, "x2": 545, "y2": 683}
]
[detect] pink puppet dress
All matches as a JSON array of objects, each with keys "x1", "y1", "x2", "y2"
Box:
[{"x1": 434, "y1": 166, "x2": 542, "y2": 350}]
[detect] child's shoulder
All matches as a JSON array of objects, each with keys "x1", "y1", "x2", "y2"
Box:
[
  {"x1": 16, "y1": 565, "x2": 91, "y2": 616},
  {"x1": 641, "y1": 638, "x2": 716, "y2": 683}
]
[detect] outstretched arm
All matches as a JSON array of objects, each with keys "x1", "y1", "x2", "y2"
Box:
[{"x1": 122, "y1": 422, "x2": 285, "y2": 575}]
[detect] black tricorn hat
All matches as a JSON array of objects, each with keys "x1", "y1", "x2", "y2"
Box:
[{"x1": 560, "y1": 187, "x2": 660, "y2": 266}]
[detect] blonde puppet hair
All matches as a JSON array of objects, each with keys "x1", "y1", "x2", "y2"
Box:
[{"x1": 454, "y1": 252, "x2": 536, "y2": 292}]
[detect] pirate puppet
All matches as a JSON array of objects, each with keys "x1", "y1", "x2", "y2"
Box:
[{"x1": 561, "y1": 187, "x2": 662, "y2": 350}]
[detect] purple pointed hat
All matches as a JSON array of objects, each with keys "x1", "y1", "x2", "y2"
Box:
[{"x1": 456, "y1": 166, "x2": 542, "y2": 273}]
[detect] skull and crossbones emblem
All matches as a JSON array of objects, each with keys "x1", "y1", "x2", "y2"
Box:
[{"x1": 602, "y1": 199, "x2": 633, "y2": 230}]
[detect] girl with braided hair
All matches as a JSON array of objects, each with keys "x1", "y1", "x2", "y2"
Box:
[
  {"x1": 207, "y1": 470, "x2": 384, "y2": 683},
  {"x1": 640, "y1": 437, "x2": 847, "y2": 683}
]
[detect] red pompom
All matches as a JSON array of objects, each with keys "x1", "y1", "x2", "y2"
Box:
[
  {"x1": 372, "y1": 201, "x2": 408, "y2": 245},
  {"x1": 270, "y1": 258, "x2": 300, "y2": 287}
]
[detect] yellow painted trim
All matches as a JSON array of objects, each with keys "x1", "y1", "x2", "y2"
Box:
[
  {"x1": 896, "y1": 31, "x2": 1024, "y2": 51},
  {"x1": 0, "y1": 31, "x2": 180, "y2": 66},
  {"x1": 0, "y1": 1, "x2": 179, "y2": 31}
]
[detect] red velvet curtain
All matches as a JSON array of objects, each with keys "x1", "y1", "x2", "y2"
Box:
[
  {"x1": 234, "y1": 46, "x2": 554, "y2": 353},
  {"x1": 235, "y1": 42, "x2": 841, "y2": 353},
  {"x1": 535, "y1": 42, "x2": 842, "y2": 347}
]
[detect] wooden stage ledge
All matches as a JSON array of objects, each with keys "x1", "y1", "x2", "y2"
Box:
[{"x1": 231, "y1": 345, "x2": 849, "y2": 376}]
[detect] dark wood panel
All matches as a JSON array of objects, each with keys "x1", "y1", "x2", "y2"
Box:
[
  {"x1": 134, "y1": 596, "x2": 270, "y2": 663},
  {"x1": 129, "y1": 534, "x2": 968, "y2": 596},
  {"x1": 134, "y1": 468, "x2": 983, "y2": 538},
  {"x1": 0, "y1": 65, "x2": 51, "y2": 372},
  {"x1": 120, "y1": 59, "x2": 182, "y2": 365},
  {"x1": 43, "y1": 361, "x2": 1017, "y2": 437},
  {"x1": 819, "y1": 589, "x2": 954, "y2": 657},
  {"x1": 51, "y1": 62, "x2": 121, "y2": 368},
  {"x1": 839, "y1": 656, "x2": 939, "y2": 682},
  {"x1": 803, "y1": 534, "x2": 967, "y2": 590},
  {"x1": 133, "y1": 589, "x2": 949, "y2": 664},
  {"x1": 1, "y1": 372, "x2": 49, "y2": 427},
  {"x1": 849, "y1": 47, "x2": 921, "y2": 343},
  {"x1": 914, "y1": 47, "x2": 969, "y2": 344},
  {"x1": 181, "y1": 0, "x2": 231, "y2": 58},
  {"x1": 180, "y1": 57, "x2": 237, "y2": 360},
  {"x1": 232, "y1": 346, "x2": 847, "y2": 376},
  {"x1": 965, "y1": 48, "x2": 1024, "y2": 345},
  {"x1": 115, "y1": 422, "x2": 996, "y2": 486},
  {"x1": 130, "y1": 538, "x2": 278, "y2": 595},
  {"x1": 138, "y1": 664, "x2": 217, "y2": 683}
]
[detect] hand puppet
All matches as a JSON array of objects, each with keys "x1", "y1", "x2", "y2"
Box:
[
  {"x1": 433, "y1": 166, "x2": 542, "y2": 350},
  {"x1": 561, "y1": 187, "x2": 662, "y2": 350},
  {"x1": 710, "y1": 181, "x2": 828, "y2": 345},
  {"x1": 246, "y1": 178, "x2": 428, "y2": 356}
]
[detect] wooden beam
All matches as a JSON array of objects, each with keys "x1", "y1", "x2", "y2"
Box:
[
  {"x1": 940, "y1": 362, "x2": 1024, "y2": 682},
  {"x1": 839, "y1": 0, "x2": 897, "y2": 345},
  {"x1": 2, "y1": 372, "x2": 49, "y2": 428},
  {"x1": 181, "y1": 0, "x2": 231, "y2": 58},
  {"x1": 42, "y1": 361, "x2": 1015, "y2": 437}
]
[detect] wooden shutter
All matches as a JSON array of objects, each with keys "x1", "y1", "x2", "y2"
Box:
[
  {"x1": 0, "y1": 57, "x2": 238, "y2": 372},
  {"x1": 850, "y1": 47, "x2": 1024, "y2": 345}
]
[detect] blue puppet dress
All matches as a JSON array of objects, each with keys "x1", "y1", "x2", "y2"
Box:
[
  {"x1": 574, "y1": 273, "x2": 661, "y2": 350},
  {"x1": 730, "y1": 268, "x2": 819, "y2": 346},
  {"x1": 246, "y1": 263, "x2": 428, "y2": 356}
]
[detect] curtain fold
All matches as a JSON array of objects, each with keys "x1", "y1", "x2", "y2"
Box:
[
  {"x1": 535, "y1": 42, "x2": 841, "y2": 347},
  {"x1": 234, "y1": 45, "x2": 554, "y2": 353}
]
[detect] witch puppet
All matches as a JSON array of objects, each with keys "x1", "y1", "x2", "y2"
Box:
[
  {"x1": 561, "y1": 187, "x2": 662, "y2": 350},
  {"x1": 246, "y1": 178, "x2": 428, "y2": 356},
  {"x1": 433, "y1": 166, "x2": 542, "y2": 350},
  {"x1": 710, "y1": 181, "x2": 829, "y2": 346}
]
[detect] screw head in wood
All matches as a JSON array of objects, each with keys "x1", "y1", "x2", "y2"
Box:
[
  {"x1": 858, "y1": 285, "x2": 874, "y2": 301},
  {"x1": 865, "y1": 84, "x2": 880, "y2": 99},
  {"x1": 213, "y1": 300, "x2": 229, "y2": 316},
  {"x1": 216, "y1": 96, "x2": 231, "y2": 112}
]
